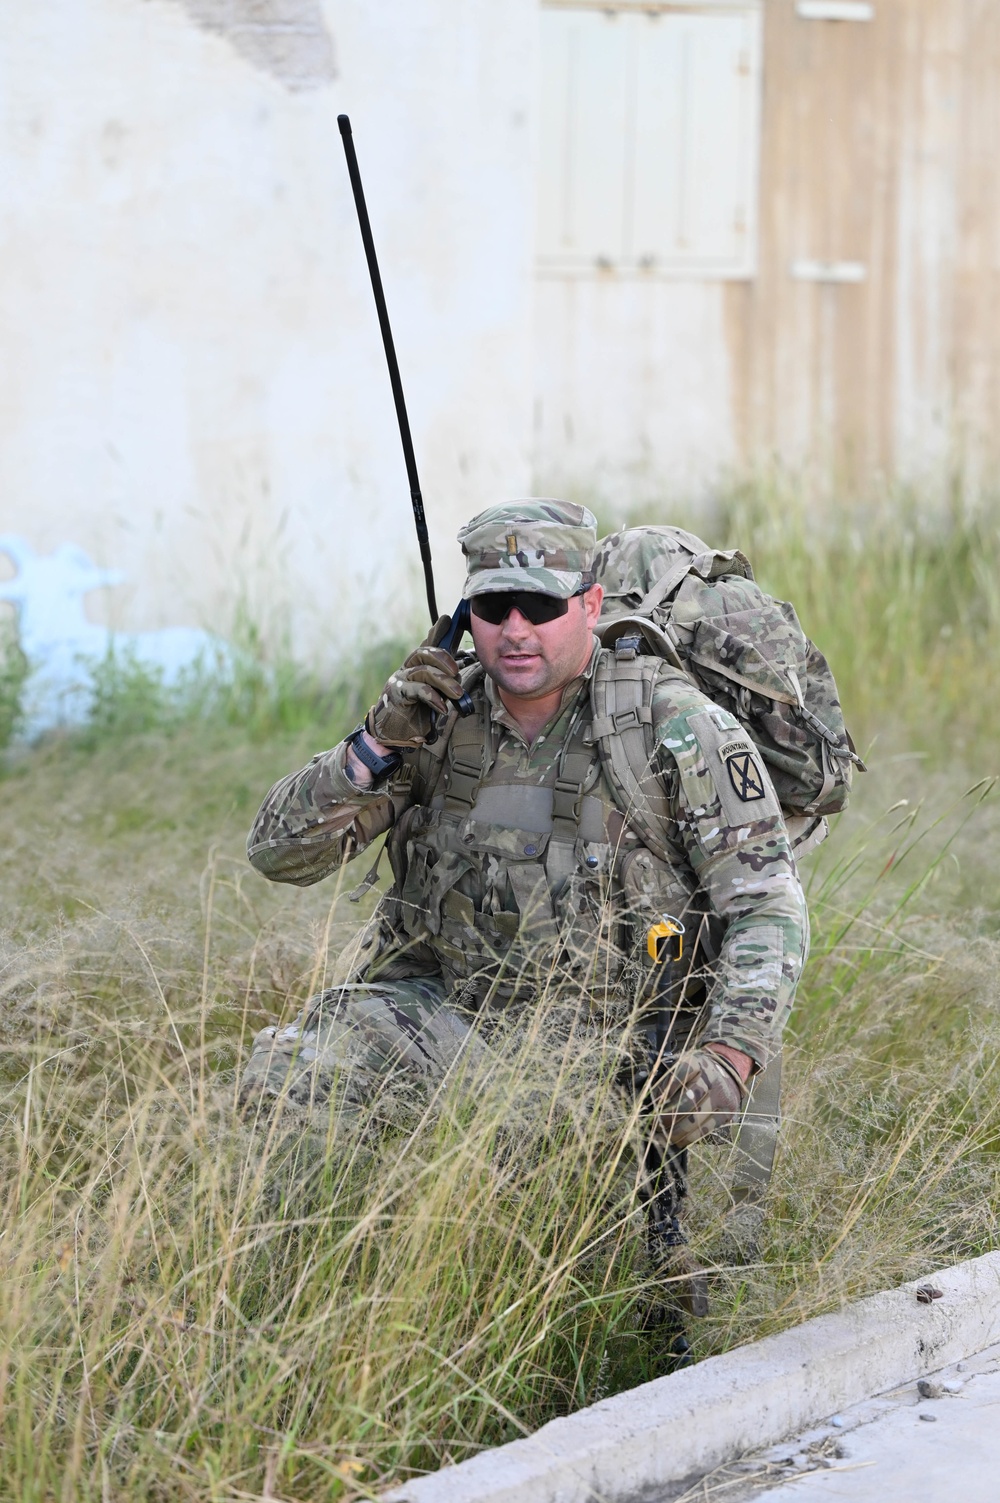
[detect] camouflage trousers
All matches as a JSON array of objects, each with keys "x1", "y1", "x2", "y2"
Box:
[
  {"x1": 237, "y1": 977, "x2": 489, "y2": 1118},
  {"x1": 238, "y1": 977, "x2": 782, "y2": 1304},
  {"x1": 237, "y1": 977, "x2": 781, "y2": 1249}
]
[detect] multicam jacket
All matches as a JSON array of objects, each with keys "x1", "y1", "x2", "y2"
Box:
[{"x1": 247, "y1": 643, "x2": 809, "y2": 1070}]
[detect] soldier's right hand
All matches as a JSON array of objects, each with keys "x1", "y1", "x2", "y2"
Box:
[{"x1": 366, "y1": 617, "x2": 464, "y2": 749}]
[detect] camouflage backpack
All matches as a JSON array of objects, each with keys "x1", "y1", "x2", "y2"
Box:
[{"x1": 591, "y1": 525, "x2": 864, "y2": 859}]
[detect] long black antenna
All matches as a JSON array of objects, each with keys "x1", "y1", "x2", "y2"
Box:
[{"x1": 337, "y1": 114, "x2": 438, "y2": 624}]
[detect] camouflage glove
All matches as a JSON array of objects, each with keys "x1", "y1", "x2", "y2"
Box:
[
  {"x1": 366, "y1": 616, "x2": 464, "y2": 750},
  {"x1": 652, "y1": 1048, "x2": 747, "y2": 1150}
]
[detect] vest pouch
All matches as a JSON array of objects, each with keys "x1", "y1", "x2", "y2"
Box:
[
  {"x1": 459, "y1": 820, "x2": 552, "y2": 865},
  {"x1": 619, "y1": 845, "x2": 697, "y2": 916},
  {"x1": 400, "y1": 834, "x2": 507, "y2": 980},
  {"x1": 458, "y1": 821, "x2": 557, "y2": 951},
  {"x1": 555, "y1": 836, "x2": 614, "y2": 955},
  {"x1": 399, "y1": 841, "x2": 474, "y2": 939},
  {"x1": 575, "y1": 837, "x2": 613, "y2": 876},
  {"x1": 555, "y1": 841, "x2": 624, "y2": 998}
]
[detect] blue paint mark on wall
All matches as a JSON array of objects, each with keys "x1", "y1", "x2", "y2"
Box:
[{"x1": 0, "y1": 536, "x2": 226, "y2": 733}]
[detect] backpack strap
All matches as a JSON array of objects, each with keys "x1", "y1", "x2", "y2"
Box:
[
  {"x1": 635, "y1": 554, "x2": 696, "y2": 616},
  {"x1": 590, "y1": 643, "x2": 674, "y2": 863},
  {"x1": 595, "y1": 614, "x2": 687, "y2": 672}
]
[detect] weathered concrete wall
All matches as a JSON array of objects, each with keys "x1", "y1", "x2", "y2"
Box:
[
  {"x1": 534, "y1": 0, "x2": 1000, "y2": 508},
  {"x1": 0, "y1": 0, "x2": 535, "y2": 679},
  {"x1": 168, "y1": 0, "x2": 336, "y2": 90}
]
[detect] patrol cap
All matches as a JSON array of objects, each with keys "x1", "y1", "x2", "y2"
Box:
[{"x1": 458, "y1": 499, "x2": 598, "y2": 600}]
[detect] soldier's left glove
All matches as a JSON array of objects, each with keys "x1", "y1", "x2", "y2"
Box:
[{"x1": 652, "y1": 1048, "x2": 747, "y2": 1150}]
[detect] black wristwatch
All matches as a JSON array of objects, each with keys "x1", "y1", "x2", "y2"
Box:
[{"x1": 347, "y1": 725, "x2": 402, "y2": 783}]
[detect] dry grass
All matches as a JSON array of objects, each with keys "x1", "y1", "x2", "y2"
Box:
[{"x1": 1, "y1": 493, "x2": 999, "y2": 1501}]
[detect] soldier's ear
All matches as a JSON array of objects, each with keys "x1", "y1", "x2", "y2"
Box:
[{"x1": 584, "y1": 583, "x2": 604, "y2": 627}]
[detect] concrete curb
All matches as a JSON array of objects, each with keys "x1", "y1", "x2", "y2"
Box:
[{"x1": 383, "y1": 1250, "x2": 1000, "y2": 1503}]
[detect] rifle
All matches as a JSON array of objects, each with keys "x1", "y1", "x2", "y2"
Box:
[
  {"x1": 643, "y1": 916, "x2": 708, "y2": 1342},
  {"x1": 337, "y1": 115, "x2": 474, "y2": 703}
]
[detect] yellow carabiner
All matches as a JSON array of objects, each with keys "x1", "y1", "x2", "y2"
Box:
[{"x1": 647, "y1": 914, "x2": 685, "y2": 965}]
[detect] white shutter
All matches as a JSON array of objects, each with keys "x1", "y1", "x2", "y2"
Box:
[
  {"x1": 537, "y1": 3, "x2": 762, "y2": 279},
  {"x1": 537, "y1": 8, "x2": 630, "y2": 268}
]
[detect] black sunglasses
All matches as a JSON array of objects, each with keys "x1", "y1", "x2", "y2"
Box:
[{"x1": 469, "y1": 586, "x2": 590, "y2": 627}]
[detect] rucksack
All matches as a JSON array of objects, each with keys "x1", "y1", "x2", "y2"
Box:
[{"x1": 590, "y1": 525, "x2": 864, "y2": 860}]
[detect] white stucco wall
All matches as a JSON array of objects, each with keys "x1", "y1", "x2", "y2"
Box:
[
  {"x1": 0, "y1": 0, "x2": 536, "y2": 685},
  {"x1": 532, "y1": 278, "x2": 737, "y2": 514}
]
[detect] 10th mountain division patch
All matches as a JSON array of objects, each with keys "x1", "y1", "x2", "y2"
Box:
[{"x1": 718, "y1": 740, "x2": 767, "y2": 802}]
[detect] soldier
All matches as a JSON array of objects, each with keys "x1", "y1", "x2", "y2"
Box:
[{"x1": 240, "y1": 500, "x2": 808, "y2": 1294}]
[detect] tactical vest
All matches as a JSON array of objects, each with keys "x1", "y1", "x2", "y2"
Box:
[{"x1": 367, "y1": 657, "x2": 715, "y2": 1021}]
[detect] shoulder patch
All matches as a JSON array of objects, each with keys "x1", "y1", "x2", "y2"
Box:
[{"x1": 687, "y1": 711, "x2": 781, "y2": 827}]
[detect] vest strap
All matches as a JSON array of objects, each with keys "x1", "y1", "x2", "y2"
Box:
[
  {"x1": 407, "y1": 661, "x2": 485, "y2": 806},
  {"x1": 442, "y1": 705, "x2": 486, "y2": 814},
  {"x1": 548, "y1": 705, "x2": 594, "y2": 844}
]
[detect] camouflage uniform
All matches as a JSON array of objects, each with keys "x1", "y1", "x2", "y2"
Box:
[{"x1": 241, "y1": 502, "x2": 809, "y2": 1128}]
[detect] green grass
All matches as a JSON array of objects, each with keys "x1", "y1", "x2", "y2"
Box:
[
  {"x1": 72, "y1": 616, "x2": 411, "y2": 750},
  {"x1": 1, "y1": 492, "x2": 998, "y2": 1501},
  {"x1": 0, "y1": 613, "x2": 29, "y2": 748}
]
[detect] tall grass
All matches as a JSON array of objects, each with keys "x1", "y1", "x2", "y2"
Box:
[{"x1": 1, "y1": 491, "x2": 999, "y2": 1500}]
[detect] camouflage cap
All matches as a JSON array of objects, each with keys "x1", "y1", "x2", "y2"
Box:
[{"x1": 458, "y1": 499, "x2": 598, "y2": 600}]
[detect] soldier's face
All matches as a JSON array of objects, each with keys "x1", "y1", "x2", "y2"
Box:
[{"x1": 470, "y1": 583, "x2": 604, "y2": 700}]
